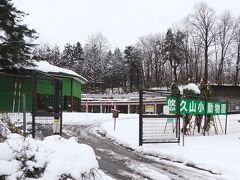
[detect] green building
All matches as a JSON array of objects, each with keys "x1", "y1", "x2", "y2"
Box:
[{"x1": 0, "y1": 61, "x2": 88, "y2": 113}]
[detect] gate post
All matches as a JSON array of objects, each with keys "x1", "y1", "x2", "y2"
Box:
[
  {"x1": 59, "y1": 81, "x2": 63, "y2": 136},
  {"x1": 139, "y1": 90, "x2": 143, "y2": 146},
  {"x1": 225, "y1": 100, "x2": 228, "y2": 134},
  {"x1": 176, "y1": 92, "x2": 182, "y2": 145},
  {"x1": 53, "y1": 79, "x2": 61, "y2": 135},
  {"x1": 31, "y1": 71, "x2": 37, "y2": 138},
  {"x1": 22, "y1": 93, "x2": 27, "y2": 137}
]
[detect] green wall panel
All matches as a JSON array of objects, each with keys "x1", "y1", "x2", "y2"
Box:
[
  {"x1": 0, "y1": 74, "x2": 82, "y2": 112},
  {"x1": 73, "y1": 80, "x2": 81, "y2": 98},
  {"x1": 62, "y1": 77, "x2": 71, "y2": 96},
  {"x1": 61, "y1": 78, "x2": 81, "y2": 98},
  {"x1": 37, "y1": 78, "x2": 54, "y2": 95},
  {"x1": 0, "y1": 75, "x2": 32, "y2": 112}
]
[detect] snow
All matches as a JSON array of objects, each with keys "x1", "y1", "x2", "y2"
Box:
[
  {"x1": 62, "y1": 112, "x2": 137, "y2": 125},
  {"x1": 0, "y1": 133, "x2": 98, "y2": 179},
  {"x1": 179, "y1": 83, "x2": 201, "y2": 94},
  {"x1": 27, "y1": 60, "x2": 88, "y2": 83},
  {"x1": 39, "y1": 136, "x2": 98, "y2": 179},
  {"x1": 126, "y1": 161, "x2": 170, "y2": 180},
  {"x1": 60, "y1": 112, "x2": 240, "y2": 179},
  {"x1": 0, "y1": 160, "x2": 20, "y2": 176},
  {"x1": 2, "y1": 112, "x2": 240, "y2": 179},
  {"x1": 98, "y1": 114, "x2": 240, "y2": 179}
]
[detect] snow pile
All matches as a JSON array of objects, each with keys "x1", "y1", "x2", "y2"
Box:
[
  {"x1": 179, "y1": 83, "x2": 200, "y2": 94},
  {"x1": 0, "y1": 133, "x2": 98, "y2": 179}
]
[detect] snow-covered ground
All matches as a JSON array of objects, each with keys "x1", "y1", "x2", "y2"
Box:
[
  {"x1": 63, "y1": 112, "x2": 240, "y2": 179},
  {"x1": 97, "y1": 113, "x2": 240, "y2": 179},
  {"x1": 1, "y1": 112, "x2": 240, "y2": 179}
]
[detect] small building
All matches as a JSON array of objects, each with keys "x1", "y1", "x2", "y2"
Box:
[
  {"x1": 0, "y1": 61, "x2": 88, "y2": 113},
  {"x1": 211, "y1": 85, "x2": 240, "y2": 111},
  {"x1": 81, "y1": 94, "x2": 166, "y2": 114}
]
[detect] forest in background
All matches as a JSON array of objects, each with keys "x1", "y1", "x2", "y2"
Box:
[{"x1": 4, "y1": 1, "x2": 240, "y2": 93}]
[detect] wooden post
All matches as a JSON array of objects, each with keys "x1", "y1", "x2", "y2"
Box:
[{"x1": 114, "y1": 118, "x2": 116, "y2": 131}]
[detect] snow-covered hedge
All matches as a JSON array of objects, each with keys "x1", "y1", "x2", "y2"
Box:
[{"x1": 0, "y1": 133, "x2": 99, "y2": 179}]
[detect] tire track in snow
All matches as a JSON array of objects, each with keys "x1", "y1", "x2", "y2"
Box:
[{"x1": 63, "y1": 125, "x2": 224, "y2": 180}]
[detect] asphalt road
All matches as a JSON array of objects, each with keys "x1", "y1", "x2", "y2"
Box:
[{"x1": 63, "y1": 124, "x2": 224, "y2": 180}]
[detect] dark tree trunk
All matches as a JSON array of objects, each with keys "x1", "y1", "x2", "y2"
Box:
[
  {"x1": 204, "y1": 37, "x2": 209, "y2": 84},
  {"x1": 173, "y1": 66, "x2": 178, "y2": 82},
  {"x1": 234, "y1": 44, "x2": 240, "y2": 85}
]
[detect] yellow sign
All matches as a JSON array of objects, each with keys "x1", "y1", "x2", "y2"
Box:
[
  {"x1": 145, "y1": 105, "x2": 155, "y2": 113},
  {"x1": 53, "y1": 119, "x2": 59, "y2": 124}
]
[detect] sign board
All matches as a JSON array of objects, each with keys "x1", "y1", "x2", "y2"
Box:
[
  {"x1": 52, "y1": 119, "x2": 60, "y2": 134},
  {"x1": 163, "y1": 105, "x2": 169, "y2": 114},
  {"x1": 166, "y1": 96, "x2": 227, "y2": 115},
  {"x1": 145, "y1": 105, "x2": 155, "y2": 114}
]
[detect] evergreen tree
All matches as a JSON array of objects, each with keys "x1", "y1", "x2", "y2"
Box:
[
  {"x1": 0, "y1": 0, "x2": 37, "y2": 69},
  {"x1": 113, "y1": 48, "x2": 127, "y2": 90},
  {"x1": 51, "y1": 45, "x2": 61, "y2": 66},
  {"x1": 124, "y1": 46, "x2": 143, "y2": 92},
  {"x1": 102, "y1": 50, "x2": 114, "y2": 91},
  {"x1": 60, "y1": 43, "x2": 74, "y2": 69},
  {"x1": 32, "y1": 44, "x2": 61, "y2": 66},
  {"x1": 33, "y1": 44, "x2": 52, "y2": 61},
  {"x1": 73, "y1": 42, "x2": 84, "y2": 73},
  {"x1": 162, "y1": 29, "x2": 185, "y2": 82},
  {"x1": 84, "y1": 44, "x2": 103, "y2": 92}
]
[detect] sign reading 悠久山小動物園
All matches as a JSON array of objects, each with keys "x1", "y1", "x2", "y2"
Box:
[{"x1": 166, "y1": 96, "x2": 227, "y2": 115}]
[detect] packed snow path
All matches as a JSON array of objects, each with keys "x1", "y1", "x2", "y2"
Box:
[{"x1": 63, "y1": 125, "x2": 222, "y2": 180}]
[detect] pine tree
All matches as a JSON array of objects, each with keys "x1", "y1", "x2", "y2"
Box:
[
  {"x1": 61, "y1": 43, "x2": 74, "y2": 69},
  {"x1": 73, "y1": 42, "x2": 84, "y2": 73},
  {"x1": 124, "y1": 46, "x2": 143, "y2": 92},
  {"x1": 113, "y1": 48, "x2": 127, "y2": 91},
  {"x1": 102, "y1": 50, "x2": 114, "y2": 91},
  {"x1": 0, "y1": 0, "x2": 37, "y2": 69},
  {"x1": 51, "y1": 45, "x2": 61, "y2": 66},
  {"x1": 32, "y1": 44, "x2": 61, "y2": 66},
  {"x1": 162, "y1": 29, "x2": 185, "y2": 83}
]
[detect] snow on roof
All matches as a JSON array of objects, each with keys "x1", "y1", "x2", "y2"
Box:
[
  {"x1": 28, "y1": 61, "x2": 88, "y2": 83},
  {"x1": 179, "y1": 83, "x2": 200, "y2": 94}
]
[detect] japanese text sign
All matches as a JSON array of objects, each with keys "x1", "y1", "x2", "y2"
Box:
[{"x1": 166, "y1": 96, "x2": 227, "y2": 115}]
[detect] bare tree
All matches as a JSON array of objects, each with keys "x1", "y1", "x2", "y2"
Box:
[
  {"x1": 188, "y1": 2, "x2": 216, "y2": 84},
  {"x1": 136, "y1": 33, "x2": 165, "y2": 88},
  {"x1": 234, "y1": 17, "x2": 240, "y2": 85},
  {"x1": 216, "y1": 11, "x2": 236, "y2": 84}
]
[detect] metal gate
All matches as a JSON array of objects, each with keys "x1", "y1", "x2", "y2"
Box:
[
  {"x1": 0, "y1": 71, "x2": 62, "y2": 139},
  {"x1": 139, "y1": 90, "x2": 180, "y2": 146},
  {"x1": 32, "y1": 71, "x2": 62, "y2": 139}
]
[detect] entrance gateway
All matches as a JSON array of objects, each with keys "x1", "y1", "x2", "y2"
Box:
[
  {"x1": 139, "y1": 90, "x2": 228, "y2": 146},
  {"x1": 139, "y1": 90, "x2": 181, "y2": 146},
  {"x1": 32, "y1": 71, "x2": 63, "y2": 138}
]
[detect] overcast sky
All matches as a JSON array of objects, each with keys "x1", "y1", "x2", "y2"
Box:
[{"x1": 13, "y1": 0, "x2": 240, "y2": 49}]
